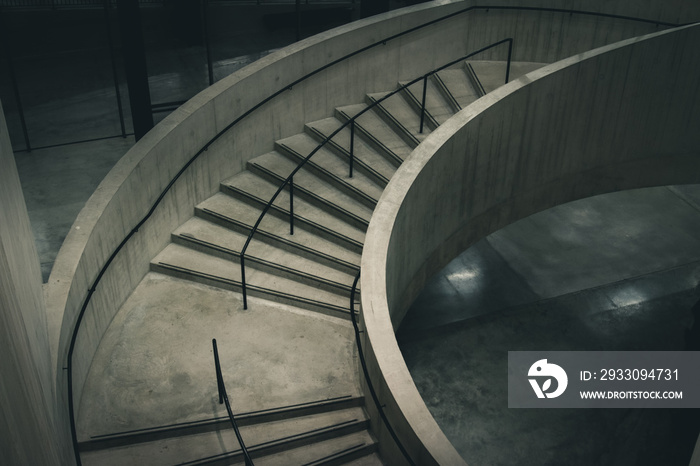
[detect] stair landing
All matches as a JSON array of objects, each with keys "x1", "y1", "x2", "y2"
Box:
[{"x1": 77, "y1": 272, "x2": 360, "y2": 442}]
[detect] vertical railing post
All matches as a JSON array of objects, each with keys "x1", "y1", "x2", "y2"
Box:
[
  {"x1": 241, "y1": 256, "x2": 247, "y2": 310},
  {"x1": 213, "y1": 339, "x2": 223, "y2": 404},
  {"x1": 349, "y1": 119, "x2": 355, "y2": 178},
  {"x1": 103, "y1": 0, "x2": 126, "y2": 138},
  {"x1": 289, "y1": 176, "x2": 294, "y2": 235},
  {"x1": 505, "y1": 38, "x2": 513, "y2": 84},
  {"x1": 419, "y1": 74, "x2": 428, "y2": 134}
]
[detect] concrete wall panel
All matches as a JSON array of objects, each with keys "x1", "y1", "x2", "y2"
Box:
[{"x1": 0, "y1": 99, "x2": 71, "y2": 464}]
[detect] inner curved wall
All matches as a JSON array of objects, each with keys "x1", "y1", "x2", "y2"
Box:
[
  {"x1": 45, "y1": 0, "x2": 700, "y2": 462},
  {"x1": 361, "y1": 23, "x2": 700, "y2": 464}
]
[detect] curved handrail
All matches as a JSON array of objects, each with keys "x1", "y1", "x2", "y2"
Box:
[
  {"x1": 64, "y1": 6, "x2": 683, "y2": 465},
  {"x1": 349, "y1": 271, "x2": 416, "y2": 465},
  {"x1": 238, "y1": 37, "x2": 513, "y2": 309},
  {"x1": 212, "y1": 339, "x2": 254, "y2": 466}
]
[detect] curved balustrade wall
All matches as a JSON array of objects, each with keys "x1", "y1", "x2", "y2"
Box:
[
  {"x1": 45, "y1": 0, "x2": 698, "y2": 461},
  {"x1": 361, "y1": 23, "x2": 700, "y2": 464}
]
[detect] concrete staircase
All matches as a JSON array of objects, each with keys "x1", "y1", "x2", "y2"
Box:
[{"x1": 78, "y1": 60, "x2": 544, "y2": 465}]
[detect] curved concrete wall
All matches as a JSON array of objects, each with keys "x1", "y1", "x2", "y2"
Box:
[
  {"x1": 0, "y1": 100, "x2": 71, "y2": 465},
  {"x1": 44, "y1": 0, "x2": 698, "y2": 459},
  {"x1": 361, "y1": 23, "x2": 700, "y2": 464}
]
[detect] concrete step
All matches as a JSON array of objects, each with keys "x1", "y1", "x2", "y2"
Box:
[
  {"x1": 172, "y1": 217, "x2": 356, "y2": 297},
  {"x1": 81, "y1": 406, "x2": 371, "y2": 466},
  {"x1": 467, "y1": 60, "x2": 548, "y2": 93},
  {"x1": 221, "y1": 170, "x2": 366, "y2": 247},
  {"x1": 335, "y1": 104, "x2": 412, "y2": 164},
  {"x1": 342, "y1": 453, "x2": 385, "y2": 465},
  {"x1": 366, "y1": 91, "x2": 431, "y2": 146},
  {"x1": 305, "y1": 117, "x2": 398, "y2": 184},
  {"x1": 399, "y1": 78, "x2": 454, "y2": 126},
  {"x1": 275, "y1": 133, "x2": 383, "y2": 209},
  {"x1": 248, "y1": 150, "x2": 373, "y2": 231},
  {"x1": 196, "y1": 192, "x2": 362, "y2": 268},
  {"x1": 250, "y1": 430, "x2": 378, "y2": 466},
  {"x1": 80, "y1": 395, "x2": 364, "y2": 452},
  {"x1": 435, "y1": 67, "x2": 480, "y2": 111},
  {"x1": 151, "y1": 243, "x2": 352, "y2": 318}
]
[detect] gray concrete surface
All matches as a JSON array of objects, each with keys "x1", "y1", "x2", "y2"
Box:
[
  {"x1": 15, "y1": 136, "x2": 135, "y2": 281},
  {"x1": 77, "y1": 272, "x2": 359, "y2": 440},
  {"x1": 398, "y1": 186, "x2": 700, "y2": 465},
  {"x1": 399, "y1": 186, "x2": 700, "y2": 336},
  {"x1": 401, "y1": 288, "x2": 699, "y2": 466},
  {"x1": 33, "y1": 6, "x2": 674, "y2": 436},
  {"x1": 360, "y1": 24, "x2": 700, "y2": 466},
  {"x1": 0, "y1": 100, "x2": 70, "y2": 465},
  {"x1": 4, "y1": 3, "x2": 699, "y2": 465}
]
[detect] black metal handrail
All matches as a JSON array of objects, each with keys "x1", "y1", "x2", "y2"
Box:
[
  {"x1": 349, "y1": 272, "x2": 415, "y2": 464},
  {"x1": 212, "y1": 339, "x2": 254, "y2": 466},
  {"x1": 65, "y1": 7, "x2": 682, "y2": 465},
  {"x1": 238, "y1": 37, "x2": 513, "y2": 309}
]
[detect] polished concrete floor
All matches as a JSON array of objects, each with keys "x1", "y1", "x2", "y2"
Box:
[
  {"x1": 398, "y1": 186, "x2": 700, "y2": 466},
  {"x1": 5, "y1": 5, "x2": 700, "y2": 465}
]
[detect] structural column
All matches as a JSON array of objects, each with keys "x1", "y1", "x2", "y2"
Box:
[{"x1": 117, "y1": 0, "x2": 153, "y2": 141}]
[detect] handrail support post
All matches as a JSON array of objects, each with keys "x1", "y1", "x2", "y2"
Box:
[
  {"x1": 505, "y1": 38, "x2": 513, "y2": 84},
  {"x1": 419, "y1": 75, "x2": 428, "y2": 134},
  {"x1": 349, "y1": 119, "x2": 355, "y2": 178},
  {"x1": 241, "y1": 256, "x2": 247, "y2": 310},
  {"x1": 289, "y1": 176, "x2": 294, "y2": 235}
]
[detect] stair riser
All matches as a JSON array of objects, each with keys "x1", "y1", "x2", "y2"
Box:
[
  {"x1": 195, "y1": 207, "x2": 360, "y2": 275},
  {"x1": 307, "y1": 443, "x2": 379, "y2": 466},
  {"x1": 150, "y1": 262, "x2": 351, "y2": 320},
  {"x1": 79, "y1": 397, "x2": 364, "y2": 452},
  {"x1": 187, "y1": 420, "x2": 370, "y2": 466},
  {"x1": 303, "y1": 125, "x2": 390, "y2": 187},
  {"x1": 220, "y1": 184, "x2": 364, "y2": 254},
  {"x1": 171, "y1": 234, "x2": 355, "y2": 297},
  {"x1": 334, "y1": 109, "x2": 404, "y2": 168},
  {"x1": 399, "y1": 85, "x2": 440, "y2": 131},
  {"x1": 365, "y1": 95, "x2": 421, "y2": 148},
  {"x1": 433, "y1": 72, "x2": 463, "y2": 113},
  {"x1": 247, "y1": 162, "x2": 371, "y2": 231},
  {"x1": 275, "y1": 142, "x2": 378, "y2": 210},
  {"x1": 465, "y1": 62, "x2": 487, "y2": 97}
]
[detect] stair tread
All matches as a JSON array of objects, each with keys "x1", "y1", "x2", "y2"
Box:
[
  {"x1": 399, "y1": 79, "x2": 455, "y2": 125},
  {"x1": 222, "y1": 170, "x2": 366, "y2": 245},
  {"x1": 306, "y1": 117, "x2": 399, "y2": 180},
  {"x1": 153, "y1": 243, "x2": 349, "y2": 308},
  {"x1": 82, "y1": 407, "x2": 369, "y2": 466},
  {"x1": 198, "y1": 192, "x2": 361, "y2": 267},
  {"x1": 249, "y1": 150, "x2": 374, "y2": 224},
  {"x1": 252, "y1": 429, "x2": 377, "y2": 466},
  {"x1": 276, "y1": 133, "x2": 384, "y2": 204},
  {"x1": 336, "y1": 103, "x2": 412, "y2": 161},
  {"x1": 436, "y1": 68, "x2": 480, "y2": 109},
  {"x1": 367, "y1": 91, "x2": 432, "y2": 141},
  {"x1": 468, "y1": 60, "x2": 548, "y2": 93},
  {"x1": 343, "y1": 453, "x2": 385, "y2": 465},
  {"x1": 174, "y1": 217, "x2": 355, "y2": 287}
]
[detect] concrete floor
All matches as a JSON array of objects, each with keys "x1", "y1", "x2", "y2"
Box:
[
  {"x1": 398, "y1": 186, "x2": 700, "y2": 466},
  {"x1": 77, "y1": 273, "x2": 359, "y2": 440},
  {"x1": 5, "y1": 5, "x2": 700, "y2": 464}
]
